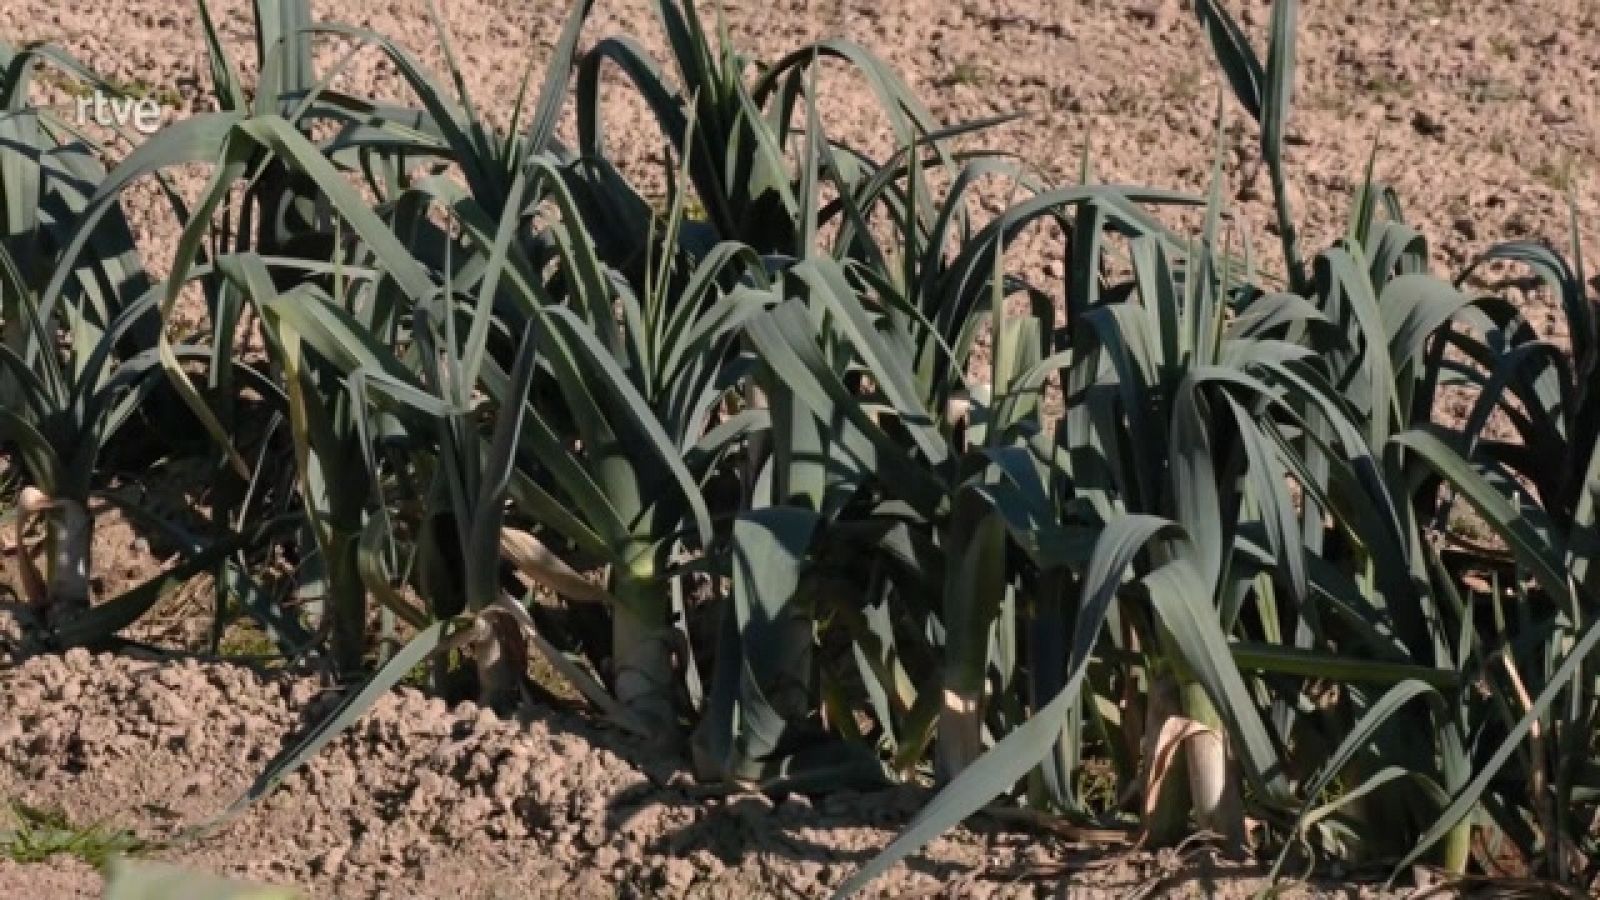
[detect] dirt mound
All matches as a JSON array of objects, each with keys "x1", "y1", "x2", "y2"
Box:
[
  {"x1": 0, "y1": 638, "x2": 1400, "y2": 899},
  {"x1": 0, "y1": 644, "x2": 1022, "y2": 898}
]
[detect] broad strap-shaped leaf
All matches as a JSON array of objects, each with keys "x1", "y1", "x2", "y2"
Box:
[
  {"x1": 1144, "y1": 556, "x2": 1288, "y2": 799},
  {"x1": 1190, "y1": 0, "x2": 1265, "y2": 122},
  {"x1": 699, "y1": 507, "x2": 820, "y2": 779},
  {"x1": 464, "y1": 322, "x2": 540, "y2": 610}
]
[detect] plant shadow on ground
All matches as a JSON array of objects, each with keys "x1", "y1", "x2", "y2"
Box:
[{"x1": 605, "y1": 779, "x2": 957, "y2": 878}]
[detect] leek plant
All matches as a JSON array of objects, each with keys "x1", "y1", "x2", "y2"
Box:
[
  {"x1": 836, "y1": 3, "x2": 1600, "y2": 894},
  {"x1": 0, "y1": 40, "x2": 178, "y2": 621}
]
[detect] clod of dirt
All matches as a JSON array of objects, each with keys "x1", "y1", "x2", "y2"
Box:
[{"x1": 1412, "y1": 110, "x2": 1447, "y2": 138}]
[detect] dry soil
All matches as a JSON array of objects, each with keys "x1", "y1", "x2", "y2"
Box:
[{"x1": 1, "y1": 616, "x2": 1412, "y2": 898}]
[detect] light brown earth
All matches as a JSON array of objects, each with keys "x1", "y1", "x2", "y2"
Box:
[
  {"x1": 2, "y1": 0, "x2": 1597, "y2": 896},
  {"x1": 0, "y1": 621, "x2": 1415, "y2": 899}
]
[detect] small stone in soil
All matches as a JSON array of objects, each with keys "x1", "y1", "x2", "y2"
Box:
[{"x1": 1412, "y1": 110, "x2": 1446, "y2": 137}]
